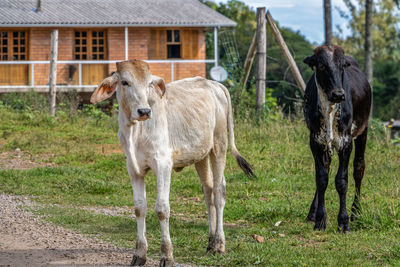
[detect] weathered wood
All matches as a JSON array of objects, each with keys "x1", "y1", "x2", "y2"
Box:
[
  {"x1": 234, "y1": 31, "x2": 257, "y2": 113},
  {"x1": 266, "y1": 11, "x2": 306, "y2": 95},
  {"x1": 242, "y1": 32, "x2": 257, "y2": 92},
  {"x1": 256, "y1": 7, "x2": 266, "y2": 114},
  {"x1": 49, "y1": 29, "x2": 58, "y2": 116}
]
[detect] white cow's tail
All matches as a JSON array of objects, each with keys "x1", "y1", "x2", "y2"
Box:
[{"x1": 219, "y1": 83, "x2": 256, "y2": 178}]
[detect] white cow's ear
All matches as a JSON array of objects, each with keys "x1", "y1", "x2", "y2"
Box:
[
  {"x1": 90, "y1": 72, "x2": 118, "y2": 104},
  {"x1": 151, "y1": 75, "x2": 166, "y2": 98}
]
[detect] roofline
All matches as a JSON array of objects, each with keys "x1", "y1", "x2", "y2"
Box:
[{"x1": 0, "y1": 23, "x2": 236, "y2": 28}]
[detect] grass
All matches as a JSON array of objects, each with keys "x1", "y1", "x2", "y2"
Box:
[{"x1": 1, "y1": 103, "x2": 400, "y2": 266}]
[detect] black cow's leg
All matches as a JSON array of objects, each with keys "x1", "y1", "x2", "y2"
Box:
[
  {"x1": 335, "y1": 138, "x2": 352, "y2": 233},
  {"x1": 306, "y1": 190, "x2": 318, "y2": 222},
  {"x1": 351, "y1": 127, "x2": 368, "y2": 221},
  {"x1": 310, "y1": 136, "x2": 330, "y2": 230},
  {"x1": 307, "y1": 151, "x2": 331, "y2": 222}
]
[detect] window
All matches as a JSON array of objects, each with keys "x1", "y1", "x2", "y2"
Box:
[
  {"x1": 74, "y1": 30, "x2": 106, "y2": 60},
  {"x1": 166, "y1": 30, "x2": 181, "y2": 58},
  {"x1": 0, "y1": 30, "x2": 27, "y2": 60}
]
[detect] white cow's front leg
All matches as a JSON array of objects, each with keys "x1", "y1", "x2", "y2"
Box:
[
  {"x1": 119, "y1": 129, "x2": 148, "y2": 266},
  {"x1": 155, "y1": 160, "x2": 174, "y2": 267},
  {"x1": 129, "y1": 172, "x2": 148, "y2": 266}
]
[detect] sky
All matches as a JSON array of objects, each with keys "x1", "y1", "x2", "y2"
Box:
[{"x1": 217, "y1": 0, "x2": 351, "y2": 44}]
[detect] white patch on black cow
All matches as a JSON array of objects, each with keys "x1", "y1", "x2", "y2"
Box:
[{"x1": 315, "y1": 76, "x2": 350, "y2": 155}]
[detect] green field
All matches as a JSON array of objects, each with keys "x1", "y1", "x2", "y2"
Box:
[{"x1": 1, "y1": 103, "x2": 399, "y2": 266}]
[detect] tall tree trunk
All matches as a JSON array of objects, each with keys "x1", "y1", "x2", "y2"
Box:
[
  {"x1": 364, "y1": 0, "x2": 373, "y2": 84},
  {"x1": 365, "y1": 0, "x2": 373, "y2": 116},
  {"x1": 323, "y1": 0, "x2": 332, "y2": 45}
]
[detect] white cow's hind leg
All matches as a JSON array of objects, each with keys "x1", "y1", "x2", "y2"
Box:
[
  {"x1": 210, "y1": 143, "x2": 227, "y2": 254},
  {"x1": 195, "y1": 156, "x2": 216, "y2": 253},
  {"x1": 155, "y1": 161, "x2": 174, "y2": 267}
]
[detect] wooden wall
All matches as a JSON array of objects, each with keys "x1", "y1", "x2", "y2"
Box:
[{"x1": 0, "y1": 27, "x2": 207, "y2": 86}]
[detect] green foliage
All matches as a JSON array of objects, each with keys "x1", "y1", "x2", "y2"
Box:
[
  {"x1": 335, "y1": 0, "x2": 400, "y2": 61},
  {"x1": 0, "y1": 91, "x2": 48, "y2": 112},
  {"x1": 372, "y1": 59, "x2": 400, "y2": 120}
]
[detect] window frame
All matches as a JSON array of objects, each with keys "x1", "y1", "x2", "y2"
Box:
[
  {"x1": 0, "y1": 30, "x2": 28, "y2": 61},
  {"x1": 73, "y1": 29, "x2": 107, "y2": 60},
  {"x1": 166, "y1": 29, "x2": 181, "y2": 59}
]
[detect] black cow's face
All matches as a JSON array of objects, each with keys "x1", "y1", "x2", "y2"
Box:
[{"x1": 304, "y1": 46, "x2": 350, "y2": 103}]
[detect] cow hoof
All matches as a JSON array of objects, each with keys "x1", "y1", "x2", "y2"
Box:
[
  {"x1": 314, "y1": 219, "x2": 326, "y2": 231},
  {"x1": 206, "y1": 246, "x2": 225, "y2": 255},
  {"x1": 306, "y1": 214, "x2": 316, "y2": 222},
  {"x1": 131, "y1": 255, "x2": 146, "y2": 266},
  {"x1": 338, "y1": 224, "x2": 350, "y2": 234},
  {"x1": 350, "y1": 207, "x2": 361, "y2": 222},
  {"x1": 206, "y1": 235, "x2": 216, "y2": 254},
  {"x1": 159, "y1": 258, "x2": 174, "y2": 267},
  {"x1": 206, "y1": 246, "x2": 214, "y2": 254}
]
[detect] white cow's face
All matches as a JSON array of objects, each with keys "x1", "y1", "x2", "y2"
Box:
[{"x1": 90, "y1": 60, "x2": 165, "y2": 124}]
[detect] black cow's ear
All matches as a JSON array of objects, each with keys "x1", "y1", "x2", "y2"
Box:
[{"x1": 303, "y1": 55, "x2": 316, "y2": 69}]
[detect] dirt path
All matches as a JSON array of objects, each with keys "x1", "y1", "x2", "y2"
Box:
[{"x1": 0, "y1": 194, "x2": 187, "y2": 267}]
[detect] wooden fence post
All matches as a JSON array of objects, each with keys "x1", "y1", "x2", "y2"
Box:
[
  {"x1": 49, "y1": 29, "x2": 58, "y2": 116},
  {"x1": 266, "y1": 11, "x2": 306, "y2": 95},
  {"x1": 256, "y1": 7, "x2": 266, "y2": 114}
]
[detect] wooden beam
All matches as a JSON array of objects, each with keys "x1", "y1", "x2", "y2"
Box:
[
  {"x1": 242, "y1": 32, "x2": 257, "y2": 93},
  {"x1": 256, "y1": 7, "x2": 266, "y2": 114},
  {"x1": 266, "y1": 11, "x2": 306, "y2": 95},
  {"x1": 0, "y1": 86, "x2": 96, "y2": 94},
  {"x1": 49, "y1": 29, "x2": 58, "y2": 116},
  {"x1": 234, "y1": 31, "x2": 257, "y2": 113}
]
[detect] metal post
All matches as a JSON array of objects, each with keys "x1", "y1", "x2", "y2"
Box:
[
  {"x1": 171, "y1": 62, "x2": 174, "y2": 82},
  {"x1": 31, "y1": 63, "x2": 35, "y2": 86},
  {"x1": 125, "y1": 26, "x2": 129, "y2": 60},
  {"x1": 78, "y1": 63, "x2": 82, "y2": 86},
  {"x1": 214, "y1": 27, "x2": 218, "y2": 67}
]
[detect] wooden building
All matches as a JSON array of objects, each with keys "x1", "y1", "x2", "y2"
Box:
[{"x1": 0, "y1": 0, "x2": 235, "y2": 91}]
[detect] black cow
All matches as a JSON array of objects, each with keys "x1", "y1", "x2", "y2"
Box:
[{"x1": 303, "y1": 45, "x2": 371, "y2": 233}]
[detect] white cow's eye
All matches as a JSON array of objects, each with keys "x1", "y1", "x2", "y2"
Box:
[{"x1": 121, "y1": 80, "x2": 129, "y2": 86}]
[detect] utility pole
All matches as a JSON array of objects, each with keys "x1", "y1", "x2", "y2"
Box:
[
  {"x1": 256, "y1": 7, "x2": 266, "y2": 114},
  {"x1": 49, "y1": 29, "x2": 58, "y2": 116}
]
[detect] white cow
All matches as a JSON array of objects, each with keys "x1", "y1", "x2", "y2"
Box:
[{"x1": 91, "y1": 60, "x2": 254, "y2": 267}]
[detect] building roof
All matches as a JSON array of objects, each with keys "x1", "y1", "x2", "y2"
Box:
[{"x1": 0, "y1": 0, "x2": 236, "y2": 27}]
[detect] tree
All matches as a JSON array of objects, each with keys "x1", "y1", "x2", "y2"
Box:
[
  {"x1": 364, "y1": 0, "x2": 373, "y2": 84},
  {"x1": 324, "y1": 0, "x2": 333, "y2": 45},
  {"x1": 335, "y1": 0, "x2": 400, "y2": 61}
]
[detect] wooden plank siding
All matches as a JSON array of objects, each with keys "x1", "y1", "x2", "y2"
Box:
[
  {"x1": 0, "y1": 27, "x2": 206, "y2": 87},
  {"x1": 149, "y1": 28, "x2": 201, "y2": 60},
  {"x1": 0, "y1": 29, "x2": 29, "y2": 85}
]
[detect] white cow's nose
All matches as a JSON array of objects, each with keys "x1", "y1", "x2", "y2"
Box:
[{"x1": 137, "y1": 108, "x2": 151, "y2": 117}]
